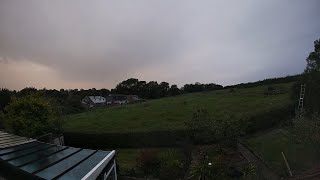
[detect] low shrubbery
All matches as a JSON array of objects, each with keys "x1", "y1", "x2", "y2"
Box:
[{"x1": 119, "y1": 148, "x2": 186, "y2": 179}]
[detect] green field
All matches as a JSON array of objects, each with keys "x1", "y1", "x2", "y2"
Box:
[
  {"x1": 244, "y1": 129, "x2": 320, "y2": 176},
  {"x1": 117, "y1": 148, "x2": 185, "y2": 175},
  {"x1": 64, "y1": 83, "x2": 293, "y2": 133}
]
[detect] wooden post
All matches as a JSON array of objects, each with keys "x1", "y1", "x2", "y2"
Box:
[{"x1": 281, "y1": 152, "x2": 293, "y2": 176}]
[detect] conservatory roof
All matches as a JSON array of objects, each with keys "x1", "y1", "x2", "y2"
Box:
[{"x1": 0, "y1": 131, "x2": 115, "y2": 180}]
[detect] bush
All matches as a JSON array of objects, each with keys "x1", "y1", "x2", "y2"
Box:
[
  {"x1": 290, "y1": 114, "x2": 320, "y2": 152},
  {"x1": 159, "y1": 149, "x2": 184, "y2": 180},
  {"x1": 136, "y1": 149, "x2": 160, "y2": 177},
  {"x1": 246, "y1": 104, "x2": 295, "y2": 133},
  {"x1": 4, "y1": 93, "x2": 62, "y2": 137}
]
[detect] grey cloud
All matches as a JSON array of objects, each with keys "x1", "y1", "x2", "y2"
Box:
[{"x1": 0, "y1": 0, "x2": 320, "y2": 90}]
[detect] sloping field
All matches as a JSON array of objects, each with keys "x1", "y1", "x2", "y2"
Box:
[{"x1": 64, "y1": 83, "x2": 293, "y2": 134}]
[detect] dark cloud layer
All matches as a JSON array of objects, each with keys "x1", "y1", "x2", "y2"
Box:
[{"x1": 0, "y1": 0, "x2": 320, "y2": 90}]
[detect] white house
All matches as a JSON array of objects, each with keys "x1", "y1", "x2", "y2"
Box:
[{"x1": 82, "y1": 96, "x2": 106, "y2": 107}]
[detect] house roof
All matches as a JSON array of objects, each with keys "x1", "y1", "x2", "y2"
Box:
[
  {"x1": 88, "y1": 96, "x2": 106, "y2": 104},
  {"x1": 0, "y1": 131, "x2": 115, "y2": 180}
]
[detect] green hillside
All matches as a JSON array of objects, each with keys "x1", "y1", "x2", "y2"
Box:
[{"x1": 64, "y1": 83, "x2": 294, "y2": 134}]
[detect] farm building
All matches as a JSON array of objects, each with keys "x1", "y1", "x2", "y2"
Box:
[
  {"x1": 0, "y1": 131, "x2": 117, "y2": 180},
  {"x1": 81, "y1": 96, "x2": 106, "y2": 107}
]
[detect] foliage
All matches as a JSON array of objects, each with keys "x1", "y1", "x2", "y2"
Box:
[
  {"x1": 290, "y1": 115, "x2": 320, "y2": 152},
  {"x1": 304, "y1": 72, "x2": 320, "y2": 113},
  {"x1": 0, "y1": 88, "x2": 13, "y2": 112},
  {"x1": 183, "y1": 82, "x2": 223, "y2": 93},
  {"x1": 114, "y1": 78, "x2": 223, "y2": 99},
  {"x1": 64, "y1": 130, "x2": 186, "y2": 149},
  {"x1": 189, "y1": 154, "x2": 226, "y2": 180},
  {"x1": 224, "y1": 74, "x2": 302, "y2": 89},
  {"x1": 159, "y1": 149, "x2": 185, "y2": 180},
  {"x1": 291, "y1": 38, "x2": 320, "y2": 114},
  {"x1": 185, "y1": 108, "x2": 213, "y2": 143},
  {"x1": 185, "y1": 108, "x2": 248, "y2": 145},
  {"x1": 4, "y1": 93, "x2": 62, "y2": 137},
  {"x1": 136, "y1": 149, "x2": 161, "y2": 177},
  {"x1": 305, "y1": 38, "x2": 320, "y2": 73},
  {"x1": 241, "y1": 163, "x2": 256, "y2": 179}
]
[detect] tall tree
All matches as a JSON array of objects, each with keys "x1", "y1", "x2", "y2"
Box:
[
  {"x1": 305, "y1": 38, "x2": 320, "y2": 73},
  {"x1": 303, "y1": 38, "x2": 320, "y2": 113}
]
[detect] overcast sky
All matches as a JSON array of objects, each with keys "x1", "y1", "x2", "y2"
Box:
[{"x1": 0, "y1": 0, "x2": 319, "y2": 90}]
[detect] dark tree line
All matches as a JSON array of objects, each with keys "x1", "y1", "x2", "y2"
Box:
[
  {"x1": 0, "y1": 80, "x2": 223, "y2": 115},
  {"x1": 224, "y1": 74, "x2": 303, "y2": 89},
  {"x1": 112, "y1": 78, "x2": 223, "y2": 99}
]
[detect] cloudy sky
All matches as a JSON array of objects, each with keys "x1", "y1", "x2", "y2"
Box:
[{"x1": 0, "y1": 0, "x2": 319, "y2": 90}]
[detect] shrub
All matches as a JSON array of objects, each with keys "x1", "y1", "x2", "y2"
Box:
[
  {"x1": 136, "y1": 149, "x2": 160, "y2": 177},
  {"x1": 189, "y1": 155, "x2": 226, "y2": 179},
  {"x1": 5, "y1": 93, "x2": 62, "y2": 137},
  {"x1": 290, "y1": 114, "x2": 320, "y2": 152},
  {"x1": 159, "y1": 149, "x2": 184, "y2": 180}
]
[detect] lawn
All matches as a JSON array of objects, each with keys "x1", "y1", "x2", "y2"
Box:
[
  {"x1": 64, "y1": 83, "x2": 293, "y2": 133},
  {"x1": 116, "y1": 148, "x2": 185, "y2": 175},
  {"x1": 244, "y1": 129, "x2": 320, "y2": 177}
]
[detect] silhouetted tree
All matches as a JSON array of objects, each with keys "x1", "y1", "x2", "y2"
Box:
[
  {"x1": 168, "y1": 85, "x2": 180, "y2": 96},
  {"x1": 0, "y1": 88, "x2": 12, "y2": 111},
  {"x1": 159, "y1": 82, "x2": 169, "y2": 97},
  {"x1": 305, "y1": 38, "x2": 320, "y2": 73}
]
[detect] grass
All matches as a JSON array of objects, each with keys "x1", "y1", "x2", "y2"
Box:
[
  {"x1": 116, "y1": 148, "x2": 184, "y2": 175},
  {"x1": 64, "y1": 83, "x2": 293, "y2": 133},
  {"x1": 244, "y1": 129, "x2": 320, "y2": 177}
]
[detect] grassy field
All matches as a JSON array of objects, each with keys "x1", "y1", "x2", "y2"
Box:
[
  {"x1": 116, "y1": 148, "x2": 185, "y2": 175},
  {"x1": 244, "y1": 129, "x2": 320, "y2": 176},
  {"x1": 64, "y1": 83, "x2": 293, "y2": 133}
]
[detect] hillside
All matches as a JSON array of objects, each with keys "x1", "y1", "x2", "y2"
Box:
[{"x1": 63, "y1": 83, "x2": 294, "y2": 134}]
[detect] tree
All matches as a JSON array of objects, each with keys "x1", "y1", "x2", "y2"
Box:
[
  {"x1": 159, "y1": 82, "x2": 169, "y2": 97},
  {"x1": 168, "y1": 85, "x2": 180, "y2": 96},
  {"x1": 17, "y1": 87, "x2": 38, "y2": 97},
  {"x1": 115, "y1": 78, "x2": 140, "y2": 95},
  {"x1": 5, "y1": 93, "x2": 62, "y2": 137},
  {"x1": 305, "y1": 38, "x2": 320, "y2": 73},
  {"x1": 0, "y1": 88, "x2": 12, "y2": 111},
  {"x1": 145, "y1": 81, "x2": 161, "y2": 99},
  {"x1": 301, "y1": 38, "x2": 320, "y2": 113}
]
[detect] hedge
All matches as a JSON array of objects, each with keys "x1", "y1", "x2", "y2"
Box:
[{"x1": 64, "y1": 130, "x2": 188, "y2": 149}]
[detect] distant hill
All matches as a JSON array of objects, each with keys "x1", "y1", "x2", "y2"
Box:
[{"x1": 64, "y1": 82, "x2": 295, "y2": 134}]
